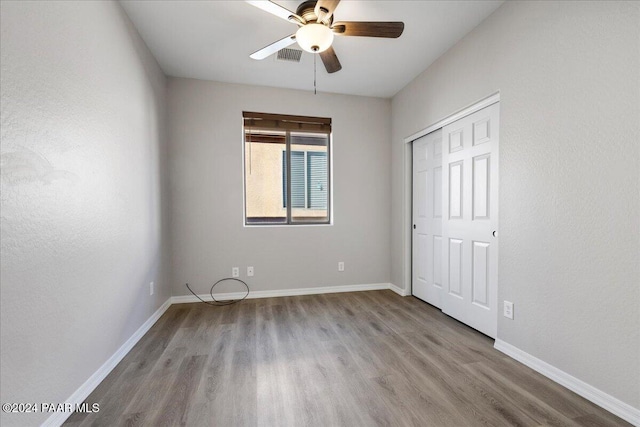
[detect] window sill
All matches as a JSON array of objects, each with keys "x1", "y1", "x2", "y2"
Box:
[{"x1": 243, "y1": 222, "x2": 333, "y2": 228}]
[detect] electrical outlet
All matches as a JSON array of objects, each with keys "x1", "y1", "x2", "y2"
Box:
[
  {"x1": 504, "y1": 301, "x2": 514, "y2": 319},
  {"x1": 232, "y1": 267, "x2": 240, "y2": 278},
  {"x1": 338, "y1": 262, "x2": 345, "y2": 272},
  {"x1": 247, "y1": 266, "x2": 254, "y2": 277},
  {"x1": 149, "y1": 282, "x2": 154, "y2": 296}
]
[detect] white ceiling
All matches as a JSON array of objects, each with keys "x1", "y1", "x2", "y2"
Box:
[{"x1": 120, "y1": 1, "x2": 503, "y2": 98}]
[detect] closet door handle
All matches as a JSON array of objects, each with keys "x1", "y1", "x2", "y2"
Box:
[{"x1": 492, "y1": 230, "x2": 498, "y2": 237}]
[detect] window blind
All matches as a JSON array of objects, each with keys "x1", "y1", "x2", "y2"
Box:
[
  {"x1": 244, "y1": 111, "x2": 331, "y2": 134},
  {"x1": 307, "y1": 152, "x2": 327, "y2": 209}
]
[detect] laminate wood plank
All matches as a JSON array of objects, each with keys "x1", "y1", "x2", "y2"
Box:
[
  {"x1": 255, "y1": 310, "x2": 292, "y2": 427},
  {"x1": 225, "y1": 301, "x2": 258, "y2": 425},
  {"x1": 188, "y1": 321, "x2": 222, "y2": 357},
  {"x1": 270, "y1": 303, "x2": 297, "y2": 345},
  {"x1": 382, "y1": 328, "x2": 540, "y2": 426},
  {"x1": 281, "y1": 296, "x2": 305, "y2": 317},
  {"x1": 402, "y1": 327, "x2": 492, "y2": 367},
  {"x1": 370, "y1": 332, "x2": 467, "y2": 402},
  {"x1": 76, "y1": 307, "x2": 190, "y2": 426},
  {"x1": 119, "y1": 411, "x2": 147, "y2": 427},
  {"x1": 483, "y1": 355, "x2": 614, "y2": 419},
  {"x1": 338, "y1": 324, "x2": 480, "y2": 426},
  {"x1": 369, "y1": 374, "x2": 462, "y2": 427},
  {"x1": 293, "y1": 296, "x2": 340, "y2": 341},
  {"x1": 163, "y1": 326, "x2": 197, "y2": 353},
  {"x1": 324, "y1": 291, "x2": 367, "y2": 314},
  {"x1": 365, "y1": 290, "x2": 413, "y2": 311},
  {"x1": 315, "y1": 293, "x2": 348, "y2": 317},
  {"x1": 64, "y1": 291, "x2": 630, "y2": 427},
  {"x1": 295, "y1": 294, "x2": 328, "y2": 317},
  {"x1": 320, "y1": 340, "x2": 397, "y2": 426},
  {"x1": 282, "y1": 298, "x2": 384, "y2": 426},
  {"x1": 229, "y1": 299, "x2": 257, "y2": 352},
  {"x1": 182, "y1": 323, "x2": 239, "y2": 426},
  {"x1": 125, "y1": 307, "x2": 191, "y2": 372},
  {"x1": 181, "y1": 303, "x2": 209, "y2": 328},
  {"x1": 255, "y1": 344, "x2": 281, "y2": 425},
  {"x1": 573, "y1": 413, "x2": 632, "y2": 427},
  {"x1": 349, "y1": 290, "x2": 384, "y2": 310},
  {"x1": 103, "y1": 307, "x2": 189, "y2": 389},
  {"x1": 219, "y1": 302, "x2": 242, "y2": 325},
  {"x1": 334, "y1": 310, "x2": 395, "y2": 340},
  {"x1": 229, "y1": 349, "x2": 257, "y2": 426},
  {"x1": 400, "y1": 300, "x2": 507, "y2": 365},
  {"x1": 148, "y1": 355, "x2": 206, "y2": 426},
  {"x1": 263, "y1": 301, "x2": 339, "y2": 426},
  {"x1": 119, "y1": 346, "x2": 187, "y2": 419},
  {"x1": 254, "y1": 299, "x2": 274, "y2": 323},
  {"x1": 281, "y1": 296, "x2": 315, "y2": 342},
  {"x1": 77, "y1": 361, "x2": 150, "y2": 427},
  {"x1": 462, "y1": 361, "x2": 580, "y2": 427},
  {"x1": 274, "y1": 334, "x2": 326, "y2": 426},
  {"x1": 373, "y1": 338, "x2": 494, "y2": 426},
  {"x1": 327, "y1": 325, "x2": 391, "y2": 379},
  {"x1": 373, "y1": 307, "x2": 429, "y2": 335},
  {"x1": 65, "y1": 308, "x2": 189, "y2": 425}
]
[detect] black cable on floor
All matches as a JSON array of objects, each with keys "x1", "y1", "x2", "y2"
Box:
[{"x1": 185, "y1": 278, "x2": 249, "y2": 306}]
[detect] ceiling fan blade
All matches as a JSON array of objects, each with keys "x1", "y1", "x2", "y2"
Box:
[
  {"x1": 246, "y1": 1, "x2": 305, "y2": 25},
  {"x1": 332, "y1": 21, "x2": 404, "y2": 38},
  {"x1": 250, "y1": 34, "x2": 297, "y2": 60},
  {"x1": 319, "y1": 46, "x2": 342, "y2": 73},
  {"x1": 314, "y1": 0, "x2": 340, "y2": 24}
]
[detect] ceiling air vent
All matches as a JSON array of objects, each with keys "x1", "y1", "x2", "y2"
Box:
[{"x1": 276, "y1": 48, "x2": 303, "y2": 63}]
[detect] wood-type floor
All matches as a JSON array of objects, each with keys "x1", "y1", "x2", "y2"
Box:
[{"x1": 65, "y1": 290, "x2": 630, "y2": 426}]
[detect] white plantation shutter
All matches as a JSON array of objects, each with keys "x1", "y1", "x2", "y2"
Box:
[
  {"x1": 282, "y1": 151, "x2": 305, "y2": 208},
  {"x1": 307, "y1": 152, "x2": 327, "y2": 209},
  {"x1": 291, "y1": 151, "x2": 305, "y2": 208}
]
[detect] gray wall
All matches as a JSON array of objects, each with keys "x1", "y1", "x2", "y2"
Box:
[
  {"x1": 391, "y1": 1, "x2": 639, "y2": 408},
  {"x1": 0, "y1": 2, "x2": 170, "y2": 426},
  {"x1": 168, "y1": 78, "x2": 391, "y2": 296}
]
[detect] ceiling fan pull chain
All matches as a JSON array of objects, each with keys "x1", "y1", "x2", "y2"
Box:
[{"x1": 314, "y1": 53, "x2": 317, "y2": 95}]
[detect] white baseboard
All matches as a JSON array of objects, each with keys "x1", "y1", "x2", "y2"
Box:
[
  {"x1": 389, "y1": 283, "x2": 407, "y2": 296},
  {"x1": 42, "y1": 298, "x2": 172, "y2": 427},
  {"x1": 494, "y1": 339, "x2": 640, "y2": 426},
  {"x1": 172, "y1": 282, "x2": 392, "y2": 304}
]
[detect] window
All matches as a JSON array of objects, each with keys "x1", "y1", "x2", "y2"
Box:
[
  {"x1": 244, "y1": 112, "x2": 331, "y2": 225},
  {"x1": 282, "y1": 150, "x2": 328, "y2": 209}
]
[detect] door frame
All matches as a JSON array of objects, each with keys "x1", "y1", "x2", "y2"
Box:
[{"x1": 402, "y1": 92, "x2": 500, "y2": 296}]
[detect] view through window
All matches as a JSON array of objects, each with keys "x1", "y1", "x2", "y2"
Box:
[{"x1": 244, "y1": 112, "x2": 331, "y2": 225}]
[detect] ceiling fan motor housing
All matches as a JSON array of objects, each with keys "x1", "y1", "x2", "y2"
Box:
[{"x1": 296, "y1": 0, "x2": 334, "y2": 26}]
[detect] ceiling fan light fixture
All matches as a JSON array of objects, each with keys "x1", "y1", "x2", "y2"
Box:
[{"x1": 296, "y1": 23, "x2": 334, "y2": 53}]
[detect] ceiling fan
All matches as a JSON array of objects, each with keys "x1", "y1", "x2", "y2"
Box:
[{"x1": 247, "y1": 0, "x2": 404, "y2": 73}]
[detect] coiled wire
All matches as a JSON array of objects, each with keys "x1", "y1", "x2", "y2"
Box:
[{"x1": 185, "y1": 278, "x2": 249, "y2": 306}]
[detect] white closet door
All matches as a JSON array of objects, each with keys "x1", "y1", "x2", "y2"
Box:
[
  {"x1": 441, "y1": 102, "x2": 499, "y2": 338},
  {"x1": 412, "y1": 130, "x2": 443, "y2": 308}
]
